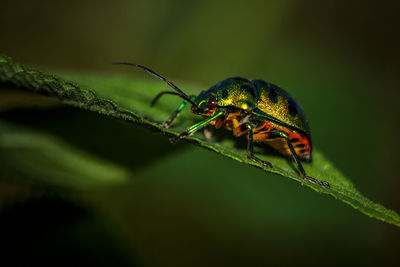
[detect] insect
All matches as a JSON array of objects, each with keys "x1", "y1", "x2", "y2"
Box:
[{"x1": 115, "y1": 62, "x2": 330, "y2": 188}]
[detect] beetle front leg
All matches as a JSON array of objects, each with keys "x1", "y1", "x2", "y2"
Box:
[
  {"x1": 162, "y1": 99, "x2": 189, "y2": 128},
  {"x1": 170, "y1": 111, "x2": 224, "y2": 143},
  {"x1": 269, "y1": 130, "x2": 330, "y2": 188},
  {"x1": 151, "y1": 92, "x2": 196, "y2": 128},
  {"x1": 245, "y1": 123, "x2": 273, "y2": 168}
]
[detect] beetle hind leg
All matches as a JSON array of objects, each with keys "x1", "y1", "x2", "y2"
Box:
[
  {"x1": 245, "y1": 124, "x2": 273, "y2": 168},
  {"x1": 269, "y1": 130, "x2": 330, "y2": 188}
]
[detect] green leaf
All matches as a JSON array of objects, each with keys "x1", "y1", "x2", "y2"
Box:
[
  {"x1": 1, "y1": 54, "x2": 399, "y2": 227},
  {"x1": 0, "y1": 119, "x2": 131, "y2": 189}
]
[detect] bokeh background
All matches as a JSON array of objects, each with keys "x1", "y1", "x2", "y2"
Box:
[{"x1": 1, "y1": 0, "x2": 399, "y2": 266}]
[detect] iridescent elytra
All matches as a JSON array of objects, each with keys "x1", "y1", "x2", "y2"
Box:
[{"x1": 114, "y1": 62, "x2": 330, "y2": 188}]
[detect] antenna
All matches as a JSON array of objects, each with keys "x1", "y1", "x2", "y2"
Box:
[{"x1": 113, "y1": 62, "x2": 198, "y2": 107}]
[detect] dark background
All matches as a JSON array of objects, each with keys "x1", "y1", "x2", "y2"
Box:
[{"x1": 1, "y1": 1, "x2": 399, "y2": 266}]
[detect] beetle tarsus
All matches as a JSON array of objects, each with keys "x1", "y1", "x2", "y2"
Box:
[
  {"x1": 304, "y1": 176, "x2": 330, "y2": 188},
  {"x1": 161, "y1": 121, "x2": 172, "y2": 128},
  {"x1": 249, "y1": 155, "x2": 273, "y2": 168},
  {"x1": 170, "y1": 132, "x2": 189, "y2": 143}
]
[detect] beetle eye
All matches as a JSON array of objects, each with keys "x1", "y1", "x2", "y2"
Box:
[{"x1": 207, "y1": 97, "x2": 217, "y2": 109}]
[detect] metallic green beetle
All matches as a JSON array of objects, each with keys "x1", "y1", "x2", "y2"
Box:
[{"x1": 115, "y1": 62, "x2": 330, "y2": 188}]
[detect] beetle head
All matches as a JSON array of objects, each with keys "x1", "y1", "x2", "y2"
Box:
[{"x1": 191, "y1": 91, "x2": 218, "y2": 115}]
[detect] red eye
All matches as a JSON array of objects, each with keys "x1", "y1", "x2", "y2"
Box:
[{"x1": 207, "y1": 97, "x2": 217, "y2": 109}]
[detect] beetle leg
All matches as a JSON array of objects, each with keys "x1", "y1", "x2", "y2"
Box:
[
  {"x1": 162, "y1": 99, "x2": 189, "y2": 128},
  {"x1": 245, "y1": 123, "x2": 273, "y2": 168},
  {"x1": 151, "y1": 92, "x2": 196, "y2": 128},
  {"x1": 171, "y1": 111, "x2": 224, "y2": 143},
  {"x1": 269, "y1": 130, "x2": 330, "y2": 188},
  {"x1": 203, "y1": 125, "x2": 214, "y2": 139}
]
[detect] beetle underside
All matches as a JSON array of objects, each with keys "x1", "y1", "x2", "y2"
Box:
[{"x1": 207, "y1": 110, "x2": 312, "y2": 161}]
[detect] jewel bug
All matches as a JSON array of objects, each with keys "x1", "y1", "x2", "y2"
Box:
[{"x1": 115, "y1": 62, "x2": 330, "y2": 188}]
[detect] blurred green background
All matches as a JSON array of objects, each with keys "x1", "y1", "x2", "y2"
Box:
[{"x1": 1, "y1": 0, "x2": 399, "y2": 266}]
